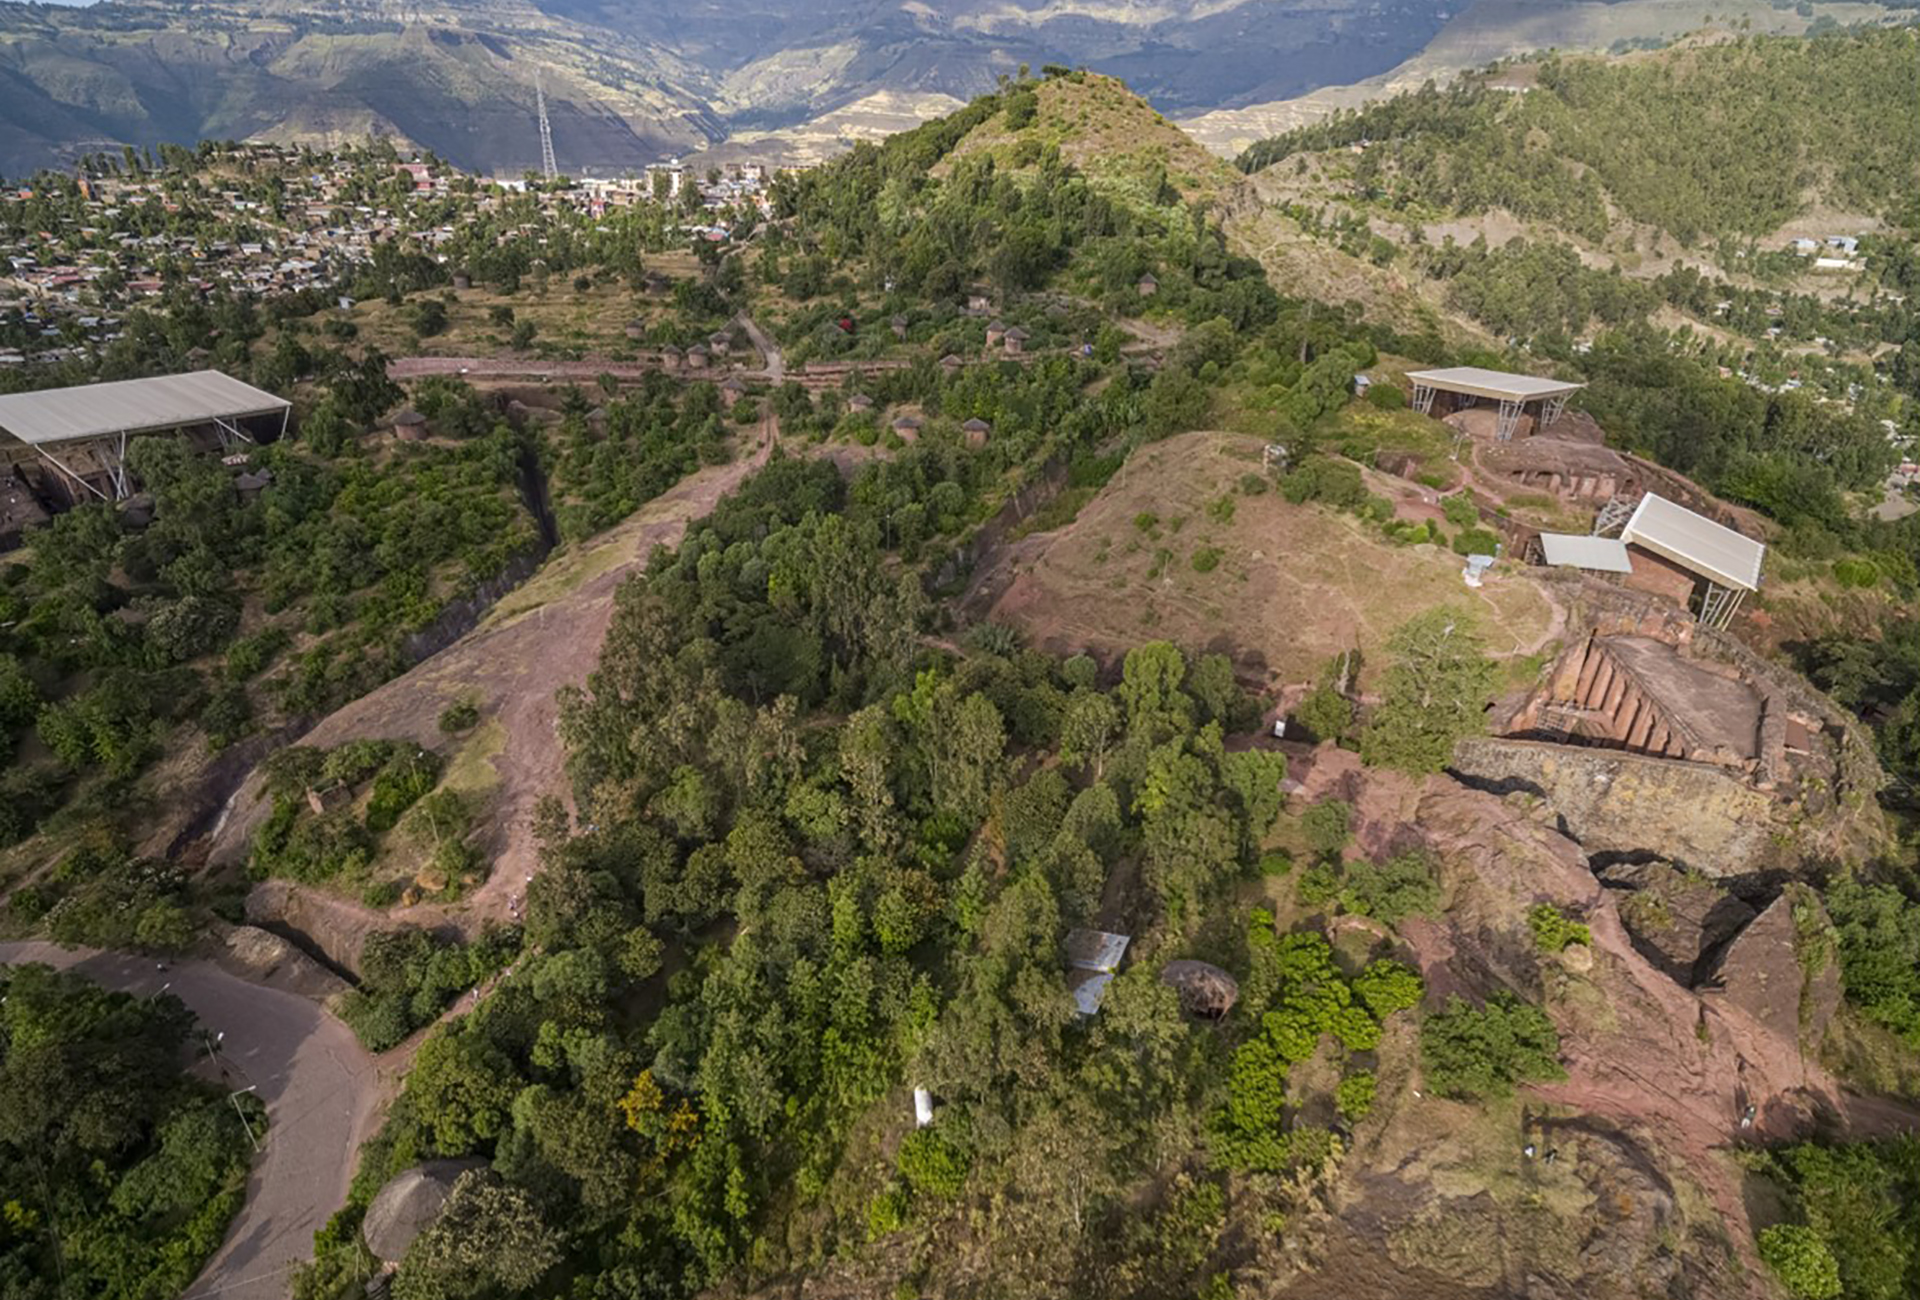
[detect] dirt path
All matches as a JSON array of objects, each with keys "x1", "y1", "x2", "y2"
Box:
[
  {"x1": 211, "y1": 411, "x2": 781, "y2": 943},
  {"x1": 390, "y1": 312, "x2": 785, "y2": 387},
  {"x1": 0, "y1": 941, "x2": 383, "y2": 1300}
]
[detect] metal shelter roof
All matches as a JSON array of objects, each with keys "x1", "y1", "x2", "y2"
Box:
[
  {"x1": 0, "y1": 371, "x2": 290, "y2": 447},
  {"x1": 1404, "y1": 366, "x2": 1585, "y2": 402},
  {"x1": 1620, "y1": 494, "x2": 1766, "y2": 592},
  {"x1": 1538, "y1": 533, "x2": 1634, "y2": 573}
]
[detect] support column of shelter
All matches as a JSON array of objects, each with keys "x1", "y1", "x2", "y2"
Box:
[
  {"x1": 212, "y1": 416, "x2": 256, "y2": 449},
  {"x1": 104, "y1": 431, "x2": 130, "y2": 500},
  {"x1": 1542, "y1": 393, "x2": 1569, "y2": 428},
  {"x1": 1411, "y1": 382, "x2": 1435, "y2": 415},
  {"x1": 1496, "y1": 397, "x2": 1523, "y2": 441},
  {"x1": 31, "y1": 445, "x2": 109, "y2": 503},
  {"x1": 1698, "y1": 583, "x2": 1745, "y2": 631}
]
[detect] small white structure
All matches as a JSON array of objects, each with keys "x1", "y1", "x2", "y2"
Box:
[
  {"x1": 913, "y1": 1088, "x2": 935, "y2": 1128},
  {"x1": 1064, "y1": 927, "x2": 1130, "y2": 1016},
  {"x1": 1461, "y1": 553, "x2": 1496, "y2": 588}
]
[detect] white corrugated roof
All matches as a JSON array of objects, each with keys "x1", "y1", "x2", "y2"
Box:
[
  {"x1": 1405, "y1": 366, "x2": 1585, "y2": 401},
  {"x1": 1538, "y1": 533, "x2": 1633, "y2": 573},
  {"x1": 0, "y1": 371, "x2": 289, "y2": 446},
  {"x1": 1621, "y1": 494, "x2": 1766, "y2": 592}
]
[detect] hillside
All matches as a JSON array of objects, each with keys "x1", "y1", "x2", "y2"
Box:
[
  {"x1": 973, "y1": 429, "x2": 1559, "y2": 683},
  {"x1": 1220, "y1": 30, "x2": 1919, "y2": 454},
  {"x1": 1236, "y1": 29, "x2": 1919, "y2": 245},
  {"x1": 5, "y1": 62, "x2": 1920, "y2": 1300},
  {"x1": 0, "y1": 0, "x2": 718, "y2": 178},
  {"x1": 1178, "y1": 0, "x2": 1914, "y2": 154},
  {"x1": 0, "y1": 0, "x2": 1460, "y2": 178},
  {"x1": 936, "y1": 71, "x2": 1239, "y2": 207}
]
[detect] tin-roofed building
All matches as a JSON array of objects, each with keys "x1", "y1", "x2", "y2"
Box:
[
  {"x1": 0, "y1": 370, "x2": 289, "y2": 504},
  {"x1": 1405, "y1": 366, "x2": 1584, "y2": 441},
  {"x1": 1618, "y1": 493, "x2": 1766, "y2": 629}
]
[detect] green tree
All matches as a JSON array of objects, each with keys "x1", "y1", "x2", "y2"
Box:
[
  {"x1": 1420, "y1": 994, "x2": 1565, "y2": 1099},
  {"x1": 1359, "y1": 609, "x2": 1496, "y2": 773},
  {"x1": 396, "y1": 1171, "x2": 561, "y2": 1300},
  {"x1": 1758, "y1": 1224, "x2": 1843, "y2": 1300}
]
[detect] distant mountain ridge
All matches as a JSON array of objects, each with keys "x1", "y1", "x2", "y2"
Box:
[
  {"x1": 0, "y1": 0, "x2": 1453, "y2": 176},
  {"x1": 0, "y1": 0, "x2": 1903, "y2": 179}
]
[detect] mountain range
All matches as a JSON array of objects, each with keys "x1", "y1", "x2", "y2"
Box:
[{"x1": 0, "y1": 0, "x2": 1900, "y2": 177}]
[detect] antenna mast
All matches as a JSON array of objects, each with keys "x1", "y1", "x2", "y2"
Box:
[{"x1": 535, "y1": 73, "x2": 558, "y2": 181}]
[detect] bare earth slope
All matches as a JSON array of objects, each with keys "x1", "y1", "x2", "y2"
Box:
[
  {"x1": 207, "y1": 416, "x2": 777, "y2": 935},
  {"x1": 976, "y1": 430, "x2": 1558, "y2": 688}
]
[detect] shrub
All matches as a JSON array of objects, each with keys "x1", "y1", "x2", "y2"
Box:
[
  {"x1": 1191, "y1": 546, "x2": 1223, "y2": 573},
  {"x1": 226, "y1": 627, "x2": 291, "y2": 681},
  {"x1": 1293, "y1": 684, "x2": 1353, "y2": 744},
  {"x1": 1280, "y1": 455, "x2": 1367, "y2": 510},
  {"x1": 1299, "y1": 800, "x2": 1351, "y2": 856},
  {"x1": 1340, "y1": 850, "x2": 1441, "y2": 925},
  {"x1": 898, "y1": 1127, "x2": 970, "y2": 1199},
  {"x1": 1335, "y1": 1071, "x2": 1376, "y2": 1121},
  {"x1": 438, "y1": 698, "x2": 482, "y2": 734},
  {"x1": 1420, "y1": 994, "x2": 1565, "y2": 1099},
  {"x1": 1528, "y1": 903, "x2": 1592, "y2": 952},
  {"x1": 1441, "y1": 494, "x2": 1479, "y2": 529},
  {"x1": 1450, "y1": 527, "x2": 1502, "y2": 556},
  {"x1": 0, "y1": 652, "x2": 41, "y2": 732},
  {"x1": 1757, "y1": 1225, "x2": 1843, "y2": 1300},
  {"x1": 1353, "y1": 959, "x2": 1425, "y2": 1018},
  {"x1": 0, "y1": 765, "x2": 60, "y2": 847},
  {"x1": 1366, "y1": 383, "x2": 1406, "y2": 410},
  {"x1": 1297, "y1": 860, "x2": 1340, "y2": 907},
  {"x1": 1134, "y1": 511, "x2": 1160, "y2": 533},
  {"x1": 366, "y1": 748, "x2": 443, "y2": 832},
  {"x1": 1832, "y1": 556, "x2": 1880, "y2": 589},
  {"x1": 866, "y1": 1188, "x2": 908, "y2": 1239},
  {"x1": 322, "y1": 739, "x2": 394, "y2": 787}
]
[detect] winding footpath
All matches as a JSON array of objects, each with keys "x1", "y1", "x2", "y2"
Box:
[{"x1": 0, "y1": 942, "x2": 383, "y2": 1300}]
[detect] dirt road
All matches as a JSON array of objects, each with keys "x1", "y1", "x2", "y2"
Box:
[
  {"x1": 390, "y1": 311, "x2": 786, "y2": 386},
  {"x1": 0, "y1": 941, "x2": 382, "y2": 1300}
]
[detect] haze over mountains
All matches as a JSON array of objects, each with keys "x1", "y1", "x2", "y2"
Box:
[
  {"x1": 0, "y1": 0, "x2": 1441, "y2": 177},
  {"x1": 0, "y1": 0, "x2": 1897, "y2": 179}
]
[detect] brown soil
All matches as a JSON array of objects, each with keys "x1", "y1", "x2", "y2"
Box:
[{"x1": 975, "y1": 430, "x2": 1561, "y2": 690}]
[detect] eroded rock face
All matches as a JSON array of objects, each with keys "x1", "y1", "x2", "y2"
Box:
[
  {"x1": 1451, "y1": 737, "x2": 1783, "y2": 877},
  {"x1": 1596, "y1": 860, "x2": 1756, "y2": 986},
  {"x1": 220, "y1": 924, "x2": 354, "y2": 1001},
  {"x1": 1702, "y1": 889, "x2": 1842, "y2": 1051}
]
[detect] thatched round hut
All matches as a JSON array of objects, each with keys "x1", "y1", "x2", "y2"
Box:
[
  {"x1": 361, "y1": 1159, "x2": 482, "y2": 1263},
  {"x1": 1160, "y1": 960, "x2": 1239, "y2": 1020}
]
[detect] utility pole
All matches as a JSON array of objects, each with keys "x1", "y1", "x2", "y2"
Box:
[{"x1": 536, "y1": 73, "x2": 558, "y2": 182}]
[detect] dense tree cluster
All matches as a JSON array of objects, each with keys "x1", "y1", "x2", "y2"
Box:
[
  {"x1": 1238, "y1": 32, "x2": 1918, "y2": 245},
  {"x1": 1751, "y1": 1137, "x2": 1920, "y2": 1300},
  {"x1": 0, "y1": 388, "x2": 537, "y2": 849},
  {"x1": 291, "y1": 434, "x2": 1454, "y2": 1297},
  {"x1": 0, "y1": 964, "x2": 258, "y2": 1299}
]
